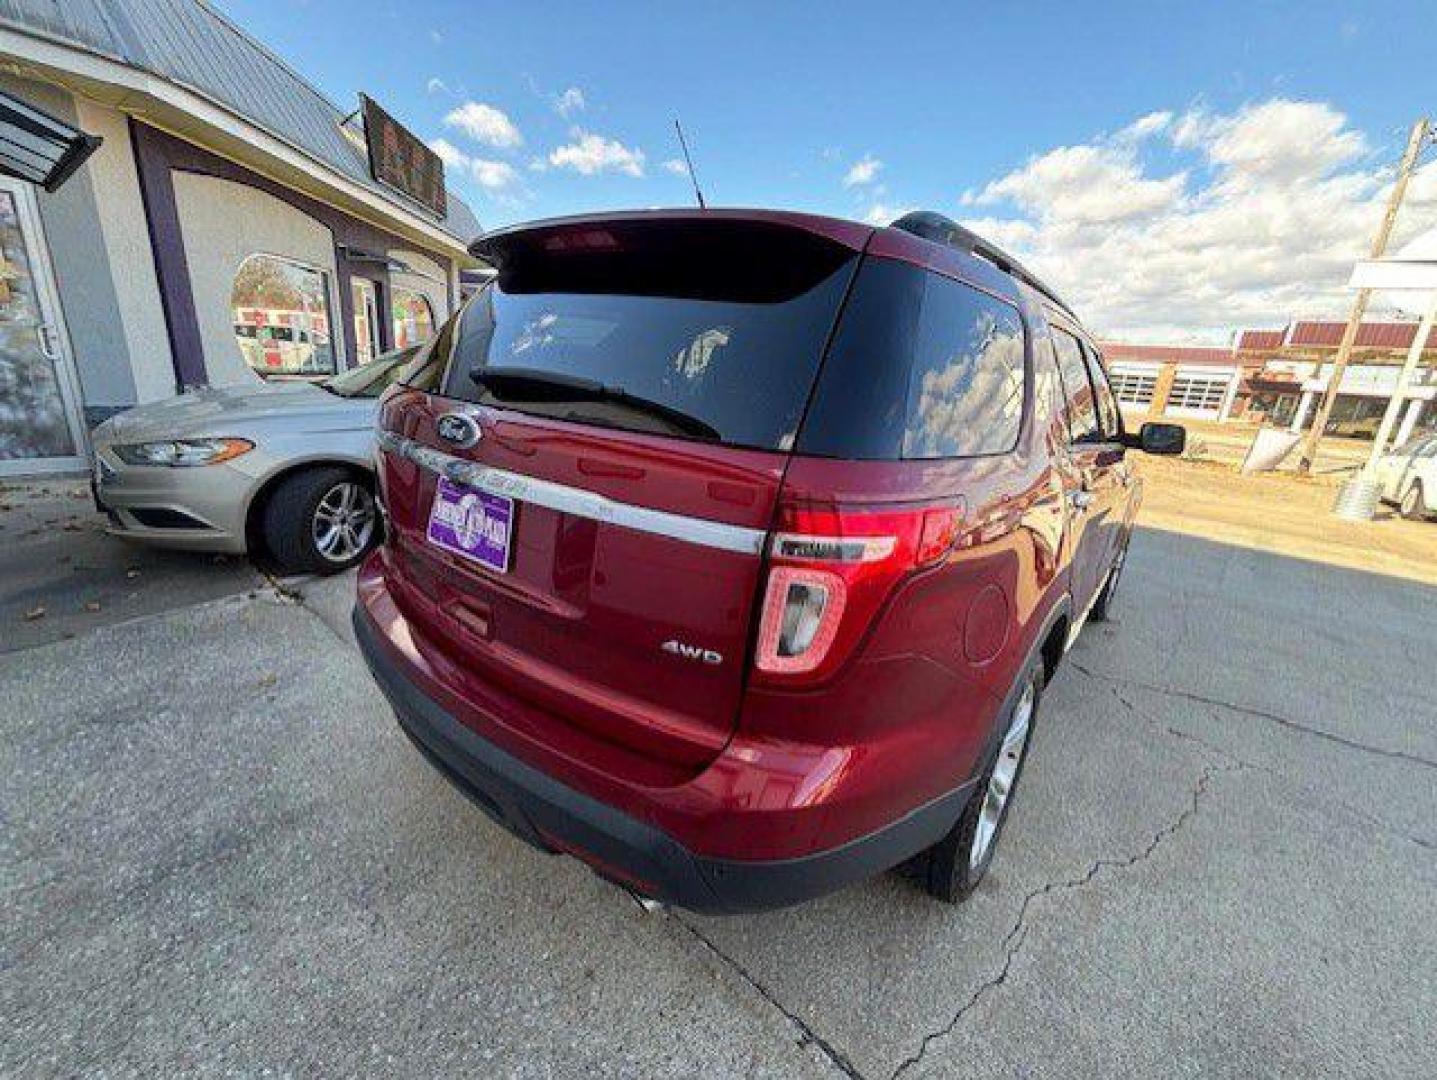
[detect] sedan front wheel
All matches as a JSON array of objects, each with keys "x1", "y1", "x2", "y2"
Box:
[{"x1": 261, "y1": 467, "x2": 378, "y2": 574}]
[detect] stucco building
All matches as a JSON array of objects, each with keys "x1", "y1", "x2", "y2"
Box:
[{"x1": 0, "y1": 0, "x2": 481, "y2": 478}]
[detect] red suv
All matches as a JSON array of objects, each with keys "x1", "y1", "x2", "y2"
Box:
[{"x1": 354, "y1": 209, "x2": 1183, "y2": 912}]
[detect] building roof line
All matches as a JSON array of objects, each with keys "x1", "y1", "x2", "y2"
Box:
[
  {"x1": 0, "y1": 22, "x2": 475, "y2": 261},
  {"x1": 189, "y1": 0, "x2": 352, "y2": 123},
  {"x1": 0, "y1": 0, "x2": 480, "y2": 244}
]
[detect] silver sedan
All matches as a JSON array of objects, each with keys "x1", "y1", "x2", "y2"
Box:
[{"x1": 90, "y1": 347, "x2": 418, "y2": 573}]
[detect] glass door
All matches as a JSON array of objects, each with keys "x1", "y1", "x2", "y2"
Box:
[
  {"x1": 0, "y1": 177, "x2": 86, "y2": 475},
  {"x1": 351, "y1": 277, "x2": 380, "y2": 365}
]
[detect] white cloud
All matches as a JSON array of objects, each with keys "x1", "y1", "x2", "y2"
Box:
[
  {"x1": 429, "y1": 29, "x2": 443, "y2": 44},
  {"x1": 428, "y1": 139, "x2": 521, "y2": 196},
  {"x1": 1117, "y1": 110, "x2": 1172, "y2": 141},
  {"x1": 427, "y1": 138, "x2": 468, "y2": 170},
  {"x1": 968, "y1": 143, "x2": 1186, "y2": 224},
  {"x1": 554, "y1": 87, "x2": 586, "y2": 117},
  {"x1": 1173, "y1": 99, "x2": 1366, "y2": 185},
  {"x1": 956, "y1": 98, "x2": 1425, "y2": 340},
  {"x1": 548, "y1": 129, "x2": 645, "y2": 177},
  {"x1": 443, "y1": 101, "x2": 523, "y2": 149},
  {"x1": 843, "y1": 154, "x2": 883, "y2": 187},
  {"x1": 863, "y1": 202, "x2": 912, "y2": 226},
  {"x1": 470, "y1": 158, "x2": 519, "y2": 192},
  {"x1": 661, "y1": 158, "x2": 689, "y2": 176},
  {"x1": 426, "y1": 77, "x2": 447, "y2": 95}
]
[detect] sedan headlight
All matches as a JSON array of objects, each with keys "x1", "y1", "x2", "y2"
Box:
[{"x1": 111, "y1": 438, "x2": 254, "y2": 467}]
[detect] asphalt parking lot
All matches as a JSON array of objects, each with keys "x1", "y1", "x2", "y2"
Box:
[{"x1": 4, "y1": 502, "x2": 1435, "y2": 1076}]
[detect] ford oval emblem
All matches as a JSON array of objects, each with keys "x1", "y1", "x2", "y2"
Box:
[{"x1": 436, "y1": 412, "x2": 482, "y2": 449}]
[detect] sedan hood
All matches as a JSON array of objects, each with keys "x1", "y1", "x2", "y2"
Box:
[{"x1": 94, "y1": 381, "x2": 372, "y2": 444}]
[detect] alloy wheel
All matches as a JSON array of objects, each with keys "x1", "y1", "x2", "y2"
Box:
[
  {"x1": 969, "y1": 678, "x2": 1035, "y2": 870},
  {"x1": 1107, "y1": 544, "x2": 1126, "y2": 600},
  {"x1": 311, "y1": 481, "x2": 376, "y2": 564}
]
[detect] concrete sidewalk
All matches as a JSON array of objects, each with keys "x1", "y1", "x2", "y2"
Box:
[{"x1": 1, "y1": 480, "x2": 262, "y2": 653}]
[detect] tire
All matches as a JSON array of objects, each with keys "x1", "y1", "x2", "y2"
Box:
[
  {"x1": 1089, "y1": 533, "x2": 1129, "y2": 622},
  {"x1": 923, "y1": 663, "x2": 1043, "y2": 903},
  {"x1": 1400, "y1": 481, "x2": 1427, "y2": 521},
  {"x1": 260, "y1": 467, "x2": 378, "y2": 575}
]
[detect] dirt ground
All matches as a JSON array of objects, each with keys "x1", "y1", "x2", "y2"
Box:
[
  {"x1": 1132, "y1": 453, "x2": 1437, "y2": 585},
  {"x1": 1130, "y1": 415, "x2": 1372, "y2": 473}
]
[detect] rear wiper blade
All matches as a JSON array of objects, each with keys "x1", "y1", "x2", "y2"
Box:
[{"x1": 470, "y1": 366, "x2": 720, "y2": 441}]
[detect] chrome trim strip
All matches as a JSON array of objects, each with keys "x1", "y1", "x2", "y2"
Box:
[{"x1": 377, "y1": 431, "x2": 765, "y2": 555}]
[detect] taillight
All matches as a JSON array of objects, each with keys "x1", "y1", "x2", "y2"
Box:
[
  {"x1": 753, "y1": 501, "x2": 964, "y2": 684},
  {"x1": 756, "y1": 567, "x2": 848, "y2": 674}
]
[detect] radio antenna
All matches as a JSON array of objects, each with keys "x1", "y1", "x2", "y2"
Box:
[{"x1": 673, "y1": 117, "x2": 707, "y2": 209}]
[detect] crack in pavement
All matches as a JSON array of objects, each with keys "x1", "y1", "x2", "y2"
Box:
[
  {"x1": 675, "y1": 917, "x2": 867, "y2": 1080},
  {"x1": 1102, "y1": 678, "x2": 1436, "y2": 854},
  {"x1": 888, "y1": 762, "x2": 1234, "y2": 1080},
  {"x1": 1069, "y1": 661, "x2": 1437, "y2": 772}
]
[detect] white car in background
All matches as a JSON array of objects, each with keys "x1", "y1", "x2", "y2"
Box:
[
  {"x1": 1375, "y1": 432, "x2": 1437, "y2": 521},
  {"x1": 90, "y1": 346, "x2": 419, "y2": 573}
]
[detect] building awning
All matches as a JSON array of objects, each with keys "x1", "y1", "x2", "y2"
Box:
[
  {"x1": 0, "y1": 89, "x2": 101, "y2": 192},
  {"x1": 1349, "y1": 227, "x2": 1437, "y2": 292}
]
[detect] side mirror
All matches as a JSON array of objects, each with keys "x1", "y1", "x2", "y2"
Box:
[{"x1": 1131, "y1": 422, "x2": 1185, "y2": 456}]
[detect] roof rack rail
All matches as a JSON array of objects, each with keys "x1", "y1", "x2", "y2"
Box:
[{"x1": 888, "y1": 211, "x2": 1074, "y2": 318}]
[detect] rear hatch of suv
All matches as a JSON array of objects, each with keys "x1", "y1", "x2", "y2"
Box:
[{"x1": 374, "y1": 213, "x2": 868, "y2": 778}]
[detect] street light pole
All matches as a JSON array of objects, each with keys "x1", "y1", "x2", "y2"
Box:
[{"x1": 1296, "y1": 117, "x2": 1431, "y2": 475}]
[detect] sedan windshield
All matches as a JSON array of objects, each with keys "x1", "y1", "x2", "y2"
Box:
[{"x1": 321, "y1": 346, "x2": 420, "y2": 399}]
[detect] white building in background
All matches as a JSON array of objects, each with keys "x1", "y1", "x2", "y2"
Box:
[{"x1": 1103, "y1": 318, "x2": 1437, "y2": 442}]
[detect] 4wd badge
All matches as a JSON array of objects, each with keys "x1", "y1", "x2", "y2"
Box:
[{"x1": 661, "y1": 639, "x2": 723, "y2": 666}]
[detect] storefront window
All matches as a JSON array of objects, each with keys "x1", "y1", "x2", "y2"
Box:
[
  {"x1": 391, "y1": 287, "x2": 436, "y2": 350},
  {"x1": 232, "y1": 254, "x2": 336, "y2": 378}
]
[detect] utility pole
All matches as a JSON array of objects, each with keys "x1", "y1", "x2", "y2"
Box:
[{"x1": 1296, "y1": 117, "x2": 1431, "y2": 475}]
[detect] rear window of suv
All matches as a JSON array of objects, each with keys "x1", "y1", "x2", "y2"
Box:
[
  {"x1": 434, "y1": 220, "x2": 859, "y2": 452},
  {"x1": 796, "y1": 258, "x2": 1028, "y2": 460}
]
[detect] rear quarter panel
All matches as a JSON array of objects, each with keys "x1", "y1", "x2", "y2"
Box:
[{"x1": 739, "y1": 430, "x2": 1071, "y2": 848}]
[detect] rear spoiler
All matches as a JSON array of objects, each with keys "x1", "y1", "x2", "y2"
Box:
[
  {"x1": 469, "y1": 209, "x2": 872, "y2": 268},
  {"x1": 468, "y1": 211, "x2": 871, "y2": 303}
]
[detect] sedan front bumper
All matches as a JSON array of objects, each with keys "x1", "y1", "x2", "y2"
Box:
[{"x1": 90, "y1": 447, "x2": 252, "y2": 554}]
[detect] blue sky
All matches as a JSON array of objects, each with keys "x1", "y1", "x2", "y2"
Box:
[{"x1": 222, "y1": 1, "x2": 1437, "y2": 339}]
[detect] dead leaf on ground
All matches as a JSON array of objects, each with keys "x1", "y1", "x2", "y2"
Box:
[{"x1": 258, "y1": 673, "x2": 278, "y2": 687}]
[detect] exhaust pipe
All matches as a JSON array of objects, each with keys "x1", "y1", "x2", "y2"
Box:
[{"x1": 624, "y1": 887, "x2": 666, "y2": 914}]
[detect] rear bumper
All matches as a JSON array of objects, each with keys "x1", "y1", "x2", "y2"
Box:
[{"x1": 354, "y1": 603, "x2": 973, "y2": 913}]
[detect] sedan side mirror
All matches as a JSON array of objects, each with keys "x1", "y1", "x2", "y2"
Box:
[{"x1": 1127, "y1": 422, "x2": 1185, "y2": 455}]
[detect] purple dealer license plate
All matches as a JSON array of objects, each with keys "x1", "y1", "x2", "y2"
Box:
[{"x1": 426, "y1": 477, "x2": 514, "y2": 573}]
